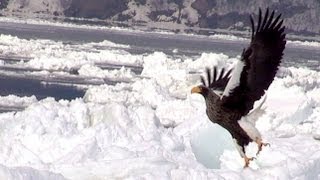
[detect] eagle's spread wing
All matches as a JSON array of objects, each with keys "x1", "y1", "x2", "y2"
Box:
[
  {"x1": 221, "y1": 8, "x2": 286, "y2": 116},
  {"x1": 200, "y1": 66, "x2": 232, "y2": 95}
]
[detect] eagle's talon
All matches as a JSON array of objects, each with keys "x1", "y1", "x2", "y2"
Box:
[
  {"x1": 244, "y1": 156, "x2": 255, "y2": 168},
  {"x1": 256, "y1": 142, "x2": 270, "y2": 155}
]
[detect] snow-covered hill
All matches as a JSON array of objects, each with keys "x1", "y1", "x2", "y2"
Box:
[{"x1": 2, "y1": 0, "x2": 320, "y2": 35}]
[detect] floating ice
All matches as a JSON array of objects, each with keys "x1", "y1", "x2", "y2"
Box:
[{"x1": 191, "y1": 123, "x2": 234, "y2": 169}]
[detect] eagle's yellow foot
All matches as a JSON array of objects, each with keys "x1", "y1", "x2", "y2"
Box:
[
  {"x1": 244, "y1": 156, "x2": 255, "y2": 168},
  {"x1": 256, "y1": 141, "x2": 270, "y2": 155}
]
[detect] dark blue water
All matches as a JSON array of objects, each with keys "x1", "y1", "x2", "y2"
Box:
[{"x1": 0, "y1": 76, "x2": 85, "y2": 100}]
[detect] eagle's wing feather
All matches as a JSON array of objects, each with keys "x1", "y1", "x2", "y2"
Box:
[
  {"x1": 221, "y1": 8, "x2": 286, "y2": 116},
  {"x1": 201, "y1": 66, "x2": 232, "y2": 95}
]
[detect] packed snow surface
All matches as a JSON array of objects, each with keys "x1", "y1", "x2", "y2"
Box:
[{"x1": 0, "y1": 31, "x2": 320, "y2": 179}]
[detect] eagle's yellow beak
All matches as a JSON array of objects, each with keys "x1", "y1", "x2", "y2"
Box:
[{"x1": 191, "y1": 86, "x2": 202, "y2": 94}]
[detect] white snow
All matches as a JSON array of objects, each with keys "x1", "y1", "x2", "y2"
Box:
[
  {"x1": 0, "y1": 95, "x2": 37, "y2": 107},
  {"x1": 209, "y1": 34, "x2": 248, "y2": 41},
  {"x1": 0, "y1": 28, "x2": 320, "y2": 180},
  {"x1": 287, "y1": 40, "x2": 320, "y2": 49},
  {"x1": 0, "y1": 164, "x2": 66, "y2": 180}
]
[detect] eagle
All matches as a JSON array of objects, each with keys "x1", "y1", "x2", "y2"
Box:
[{"x1": 191, "y1": 8, "x2": 286, "y2": 167}]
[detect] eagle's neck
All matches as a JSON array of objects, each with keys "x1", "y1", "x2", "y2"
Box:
[{"x1": 203, "y1": 91, "x2": 221, "y2": 123}]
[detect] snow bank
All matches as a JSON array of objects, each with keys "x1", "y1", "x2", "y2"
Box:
[
  {"x1": 209, "y1": 34, "x2": 248, "y2": 41},
  {"x1": 0, "y1": 95, "x2": 37, "y2": 107},
  {"x1": 0, "y1": 33, "x2": 320, "y2": 179},
  {"x1": 208, "y1": 34, "x2": 320, "y2": 49},
  {"x1": 287, "y1": 40, "x2": 320, "y2": 49},
  {"x1": 0, "y1": 164, "x2": 65, "y2": 180}
]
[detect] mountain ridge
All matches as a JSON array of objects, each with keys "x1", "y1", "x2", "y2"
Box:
[{"x1": 2, "y1": 0, "x2": 320, "y2": 35}]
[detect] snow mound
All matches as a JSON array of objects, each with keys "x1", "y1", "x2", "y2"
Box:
[{"x1": 0, "y1": 164, "x2": 65, "y2": 180}]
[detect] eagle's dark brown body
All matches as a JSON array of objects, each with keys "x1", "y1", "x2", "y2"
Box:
[{"x1": 204, "y1": 89, "x2": 252, "y2": 150}]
